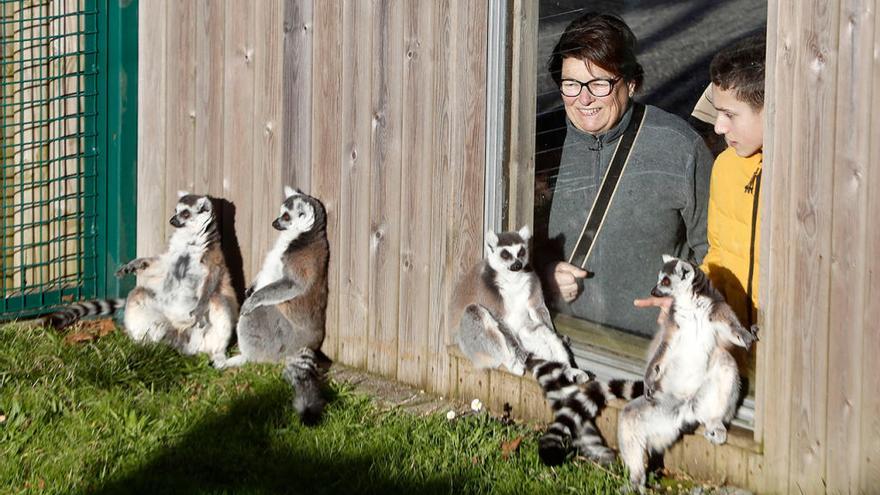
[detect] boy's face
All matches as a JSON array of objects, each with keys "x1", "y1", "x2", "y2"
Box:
[{"x1": 711, "y1": 85, "x2": 764, "y2": 157}]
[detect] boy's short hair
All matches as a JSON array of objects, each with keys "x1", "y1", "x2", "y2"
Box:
[{"x1": 710, "y1": 33, "x2": 766, "y2": 111}]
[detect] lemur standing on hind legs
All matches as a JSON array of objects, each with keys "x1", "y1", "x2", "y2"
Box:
[
  {"x1": 41, "y1": 192, "x2": 238, "y2": 365},
  {"x1": 617, "y1": 255, "x2": 759, "y2": 491},
  {"x1": 217, "y1": 186, "x2": 330, "y2": 425}
]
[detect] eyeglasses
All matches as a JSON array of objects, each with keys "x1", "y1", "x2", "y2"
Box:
[{"x1": 559, "y1": 77, "x2": 621, "y2": 98}]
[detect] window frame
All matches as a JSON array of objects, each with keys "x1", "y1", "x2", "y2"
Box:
[{"x1": 485, "y1": 1, "x2": 762, "y2": 432}]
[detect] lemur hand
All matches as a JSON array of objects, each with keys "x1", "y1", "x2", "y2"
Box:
[
  {"x1": 644, "y1": 364, "x2": 662, "y2": 403},
  {"x1": 116, "y1": 258, "x2": 152, "y2": 278},
  {"x1": 240, "y1": 297, "x2": 258, "y2": 316},
  {"x1": 191, "y1": 305, "x2": 211, "y2": 328}
]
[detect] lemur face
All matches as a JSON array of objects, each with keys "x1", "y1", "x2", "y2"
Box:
[
  {"x1": 485, "y1": 225, "x2": 531, "y2": 273},
  {"x1": 651, "y1": 255, "x2": 695, "y2": 297},
  {"x1": 170, "y1": 192, "x2": 212, "y2": 230},
  {"x1": 274, "y1": 190, "x2": 316, "y2": 233}
]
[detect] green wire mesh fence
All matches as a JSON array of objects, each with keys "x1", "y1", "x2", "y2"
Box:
[{"x1": 1, "y1": 0, "x2": 100, "y2": 318}]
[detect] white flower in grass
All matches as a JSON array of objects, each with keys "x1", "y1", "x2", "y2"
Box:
[
  {"x1": 470, "y1": 398, "x2": 483, "y2": 412},
  {"x1": 446, "y1": 410, "x2": 456, "y2": 421}
]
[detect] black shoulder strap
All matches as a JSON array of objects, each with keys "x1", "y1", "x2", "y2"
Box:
[{"x1": 568, "y1": 102, "x2": 647, "y2": 269}]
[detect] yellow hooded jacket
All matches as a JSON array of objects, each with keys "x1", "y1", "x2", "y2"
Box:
[{"x1": 700, "y1": 148, "x2": 762, "y2": 326}]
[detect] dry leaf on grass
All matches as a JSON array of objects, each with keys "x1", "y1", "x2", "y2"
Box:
[
  {"x1": 64, "y1": 319, "x2": 116, "y2": 344},
  {"x1": 500, "y1": 436, "x2": 523, "y2": 459}
]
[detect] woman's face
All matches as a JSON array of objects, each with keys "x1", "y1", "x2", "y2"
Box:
[{"x1": 560, "y1": 58, "x2": 633, "y2": 135}]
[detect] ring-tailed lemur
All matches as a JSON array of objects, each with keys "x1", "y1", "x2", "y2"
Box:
[
  {"x1": 453, "y1": 226, "x2": 578, "y2": 373},
  {"x1": 617, "y1": 255, "x2": 758, "y2": 491},
  {"x1": 454, "y1": 226, "x2": 645, "y2": 464},
  {"x1": 456, "y1": 302, "x2": 642, "y2": 466},
  {"x1": 41, "y1": 192, "x2": 238, "y2": 364},
  {"x1": 217, "y1": 186, "x2": 330, "y2": 425}
]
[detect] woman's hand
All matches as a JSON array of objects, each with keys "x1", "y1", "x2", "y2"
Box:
[{"x1": 545, "y1": 262, "x2": 589, "y2": 302}]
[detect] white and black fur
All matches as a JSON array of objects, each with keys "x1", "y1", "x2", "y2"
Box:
[
  {"x1": 218, "y1": 186, "x2": 330, "y2": 425},
  {"x1": 40, "y1": 193, "x2": 238, "y2": 364},
  {"x1": 453, "y1": 226, "x2": 577, "y2": 373},
  {"x1": 535, "y1": 364, "x2": 644, "y2": 467},
  {"x1": 617, "y1": 255, "x2": 758, "y2": 491}
]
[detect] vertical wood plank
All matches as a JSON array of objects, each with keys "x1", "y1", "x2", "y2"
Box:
[
  {"x1": 426, "y1": 0, "x2": 452, "y2": 395},
  {"x1": 366, "y1": 0, "x2": 403, "y2": 378},
  {"x1": 336, "y1": 0, "x2": 373, "y2": 368},
  {"x1": 825, "y1": 0, "x2": 872, "y2": 492},
  {"x1": 785, "y1": 2, "x2": 838, "y2": 492},
  {"x1": 164, "y1": 0, "x2": 196, "y2": 217},
  {"x1": 859, "y1": 5, "x2": 880, "y2": 491},
  {"x1": 222, "y1": 0, "x2": 255, "y2": 280},
  {"x1": 505, "y1": 0, "x2": 537, "y2": 230},
  {"x1": 194, "y1": 0, "x2": 225, "y2": 196},
  {"x1": 519, "y1": 377, "x2": 552, "y2": 422},
  {"x1": 430, "y1": 0, "x2": 488, "y2": 396},
  {"x1": 397, "y1": 0, "x2": 435, "y2": 387},
  {"x1": 281, "y1": 0, "x2": 312, "y2": 189},
  {"x1": 489, "y1": 370, "x2": 522, "y2": 418},
  {"x1": 456, "y1": 358, "x2": 490, "y2": 407},
  {"x1": 760, "y1": 0, "x2": 796, "y2": 491},
  {"x1": 716, "y1": 444, "x2": 750, "y2": 488},
  {"x1": 309, "y1": 0, "x2": 343, "y2": 360},
  {"x1": 137, "y1": 0, "x2": 167, "y2": 255},
  {"x1": 251, "y1": 0, "x2": 284, "y2": 279}
]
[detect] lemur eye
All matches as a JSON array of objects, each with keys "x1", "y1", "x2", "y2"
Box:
[
  {"x1": 282, "y1": 213, "x2": 290, "y2": 222},
  {"x1": 180, "y1": 211, "x2": 190, "y2": 219},
  {"x1": 500, "y1": 251, "x2": 512, "y2": 261},
  {"x1": 517, "y1": 248, "x2": 525, "y2": 258},
  {"x1": 661, "y1": 277, "x2": 671, "y2": 287}
]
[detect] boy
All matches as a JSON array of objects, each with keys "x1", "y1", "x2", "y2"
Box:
[{"x1": 636, "y1": 33, "x2": 766, "y2": 327}]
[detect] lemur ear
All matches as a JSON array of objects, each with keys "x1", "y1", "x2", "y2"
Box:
[
  {"x1": 517, "y1": 225, "x2": 531, "y2": 242},
  {"x1": 661, "y1": 254, "x2": 675, "y2": 264},
  {"x1": 195, "y1": 196, "x2": 211, "y2": 213},
  {"x1": 177, "y1": 190, "x2": 189, "y2": 199},
  {"x1": 283, "y1": 185, "x2": 297, "y2": 199},
  {"x1": 485, "y1": 230, "x2": 499, "y2": 252}
]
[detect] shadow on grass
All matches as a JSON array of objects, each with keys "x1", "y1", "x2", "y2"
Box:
[{"x1": 83, "y1": 385, "x2": 458, "y2": 495}]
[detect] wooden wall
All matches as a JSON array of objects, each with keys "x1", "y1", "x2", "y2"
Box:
[
  {"x1": 760, "y1": 0, "x2": 880, "y2": 493},
  {"x1": 138, "y1": 0, "x2": 880, "y2": 492},
  {"x1": 137, "y1": 0, "x2": 487, "y2": 396}
]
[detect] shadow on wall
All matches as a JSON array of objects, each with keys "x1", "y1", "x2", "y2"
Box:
[{"x1": 212, "y1": 197, "x2": 247, "y2": 305}]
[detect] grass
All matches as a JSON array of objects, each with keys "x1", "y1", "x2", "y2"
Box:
[{"x1": 0, "y1": 323, "x2": 673, "y2": 495}]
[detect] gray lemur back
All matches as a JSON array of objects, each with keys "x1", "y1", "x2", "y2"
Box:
[{"x1": 219, "y1": 186, "x2": 331, "y2": 424}]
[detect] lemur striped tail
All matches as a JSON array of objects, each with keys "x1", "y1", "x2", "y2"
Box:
[
  {"x1": 283, "y1": 347, "x2": 331, "y2": 426},
  {"x1": 43, "y1": 298, "x2": 125, "y2": 330},
  {"x1": 525, "y1": 357, "x2": 643, "y2": 466}
]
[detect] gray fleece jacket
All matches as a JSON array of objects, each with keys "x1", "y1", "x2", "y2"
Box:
[{"x1": 540, "y1": 102, "x2": 713, "y2": 337}]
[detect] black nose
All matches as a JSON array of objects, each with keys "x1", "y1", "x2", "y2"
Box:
[
  {"x1": 510, "y1": 261, "x2": 523, "y2": 272},
  {"x1": 650, "y1": 287, "x2": 664, "y2": 297},
  {"x1": 169, "y1": 216, "x2": 182, "y2": 228},
  {"x1": 272, "y1": 218, "x2": 283, "y2": 231}
]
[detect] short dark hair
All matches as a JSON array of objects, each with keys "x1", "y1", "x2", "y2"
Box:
[
  {"x1": 710, "y1": 33, "x2": 766, "y2": 110},
  {"x1": 547, "y1": 12, "x2": 644, "y2": 91}
]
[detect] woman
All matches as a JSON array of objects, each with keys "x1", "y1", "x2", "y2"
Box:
[{"x1": 536, "y1": 12, "x2": 713, "y2": 337}]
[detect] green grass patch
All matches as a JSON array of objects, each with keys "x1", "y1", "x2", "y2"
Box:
[{"x1": 0, "y1": 323, "x2": 658, "y2": 494}]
